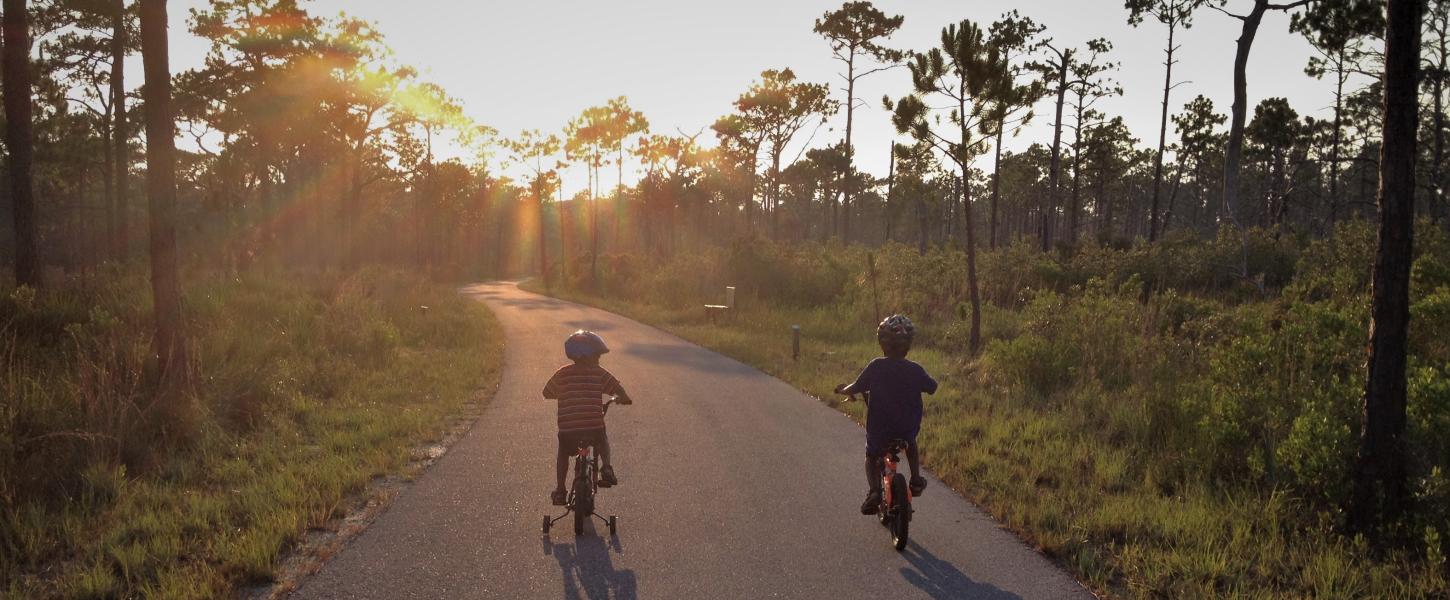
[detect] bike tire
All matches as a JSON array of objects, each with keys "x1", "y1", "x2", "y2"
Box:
[
  {"x1": 573, "y1": 475, "x2": 593, "y2": 516},
  {"x1": 890, "y1": 473, "x2": 910, "y2": 551},
  {"x1": 542, "y1": 515, "x2": 551, "y2": 534},
  {"x1": 574, "y1": 508, "x2": 585, "y2": 535},
  {"x1": 608, "y1": 515, "x2": 617, "y2": 536}
]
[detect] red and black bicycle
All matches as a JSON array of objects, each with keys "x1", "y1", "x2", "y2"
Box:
[
  {"x1": 844, "y1": 392, "x2": 912, "y2": 551},
  {"x1": 542, "y1": 399, "x2": 621, "y2": 537}
]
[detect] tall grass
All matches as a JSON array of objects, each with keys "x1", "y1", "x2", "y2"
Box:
[
  {"x1": 534, "y1": 222, "x2": 1450, "y2": 598},
  {"x1": 1, "y1": 268, "x2": 501, "y2": 598}
]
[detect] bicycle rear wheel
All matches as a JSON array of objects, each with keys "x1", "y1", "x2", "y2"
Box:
[
  {"x1": 890, "y1": 473, "x2": 910, "y2": 551},
  {"x1": 572, "y1": 475, "x2": 592, "y2": 535}
]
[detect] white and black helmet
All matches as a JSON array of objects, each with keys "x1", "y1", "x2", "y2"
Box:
[{"x1": 877, "y1": 314, "x2": 915, "y2": 344}]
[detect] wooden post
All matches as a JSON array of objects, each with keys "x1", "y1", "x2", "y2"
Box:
[
  {"x1": 726, "y1": 286, "x2": 736, "y2": 309},
  {"x1": 792, "y1": 325, "x2": 801, "y2": 361}
]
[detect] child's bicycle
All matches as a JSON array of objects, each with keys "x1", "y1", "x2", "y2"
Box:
[
  {"x1": 843, "y1": 392, "x2": 912, "y2": 551},
  {"x1": 542, "y1": 398, "x2": 622, "y2": 537}
]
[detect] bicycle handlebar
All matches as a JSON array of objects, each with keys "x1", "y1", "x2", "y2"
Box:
[{"x1": 602, "y1": 395, "x2": 630, "y2": 414}]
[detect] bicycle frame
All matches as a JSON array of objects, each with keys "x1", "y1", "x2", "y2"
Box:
[
  {"x1": 880, "y1": 441, "x2": 911, "y2": 512},
  {"x1": 842, "y1": 390, "x2": 914, "y2": 550},
  {"x1": 544, "y1": 399, "x2": 618, "y2": 536}
]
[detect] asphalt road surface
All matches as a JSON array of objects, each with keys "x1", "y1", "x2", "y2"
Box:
[{"x1": 292, "y1": 282, "x2": 1093, "y2": 600}]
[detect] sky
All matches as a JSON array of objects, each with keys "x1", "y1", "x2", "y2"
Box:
[{"x1": 166, "y1": 0, "x2": 1356, "y2": 194}]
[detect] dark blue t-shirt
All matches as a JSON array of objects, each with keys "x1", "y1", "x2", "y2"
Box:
[{"x1": 849, "y1": 357, "x2": 938, "y2": 442}]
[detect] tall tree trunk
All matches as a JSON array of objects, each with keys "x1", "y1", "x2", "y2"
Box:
[
  {"x1": 770, "y1": 149, "x2": 782, "y2": 240},
  {"x1": 1097, "y1": 164, "x2": 1111, "y2": 239},
  {"x1": 592, "y1": 155, "x2": 599, "y2": 288},
  {"x1": 842, "y1": 53, "x2": 856, "y2": 245},
  {"x1": 140, "y1": 0, "x2": 190, "y2": 389},
  {"x1": 1163, "y1": 157, "x2": 1189, "y2": 233},
  {"x1": 884, "y1": 142, "x2": 895, "y2": 244},
  {"x1": 537, "y1": 184, "x2": 549, "y2": 290},
  {"x1": 1223, "y1": 1, "x2": 1271, "y2": 226},
  {"x1": 1045, "y1": 54, "x2": 1070, "y2": 252},
  {"x1": 745, "y1": 154, "x2": 756, "y2": 233},
  {"x1": 616, "y1": 144, "x2": 623, "y2": 251},
  {"x1": 962, "y1": 171, "x2": 981, "y2": 354},
  {"x1": 4, "y1": 0, "x2": 38, "y2": 287},
  {"x1": 1431, "y1": 29, "x2": 1446, "y2": 226},
  {"x1": 102, "y1": 107, "x2": 115, "y2": 262},
  {"x1": 1069, "y1": 101, "x2": 1085, "y2": 245},
  {"x1": 1349, "y1": 0, "x2": 1420, "y2": 536},
  {"x1": 990, "y1": 120, "x2": 1004, "y2": 249},
  {"x1": 1149, "y1": 23, "x2": 1177, "y2": 242},
  {"x1": 958, "y1": 96, "x2": 981, "y2": 353},
  {"x1": 1329, "y1": 54, "x2": 1346, "y2": 229},
  {"x1": 112, "y1": 0, "x2": 129, "y2": 261}
]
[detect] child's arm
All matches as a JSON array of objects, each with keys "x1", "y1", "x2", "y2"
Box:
[
  {"x1": 920, "y1": 365, "x2": 939, "y2": 395},
  {"x1": 602, "y1": 369, "x2": 632, "y2": 404},
  {"x1": 612, "y1": 386, "x2": 633, "y2": 405},
  {"x1": 835, "y1": 360, "x2": 877, "y2": 396},
  {"x1": 542, "y1": 371, "x2": 561, "y2": 400}
]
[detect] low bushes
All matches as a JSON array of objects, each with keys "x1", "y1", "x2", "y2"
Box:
[
  {"x1": 1, "y1": 268, "x2": 501, "y2": 598},
  {"x1": 542, "y1": 222, "x2": 1450, "y2": 598}
]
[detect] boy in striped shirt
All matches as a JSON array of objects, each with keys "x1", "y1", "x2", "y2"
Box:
[{"x1": 543, "y1": 330, "x2": 633, "y2": 506}]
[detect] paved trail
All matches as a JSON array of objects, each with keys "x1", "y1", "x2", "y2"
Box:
[{"x1": 292, "y1": 282, "x2": 1093, "y2": 600}]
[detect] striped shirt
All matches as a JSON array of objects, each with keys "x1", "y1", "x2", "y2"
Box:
[{"x1": 542, "y1": 363, "x2": 622, "y2": 433}]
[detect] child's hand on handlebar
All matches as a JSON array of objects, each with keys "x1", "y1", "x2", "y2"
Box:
[{"x1": 834, "y1": 383, "x2": 849, "y2": 395}]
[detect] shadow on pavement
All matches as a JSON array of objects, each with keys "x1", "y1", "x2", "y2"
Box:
[
  {"x1": 899, "y1": 542, "x2": 1023, "y2": 600},
  {"x1": 618, "y1": 343, "x2": 757, "y2": 375},
  {"x1": 544, "y1": 531, "x2": 637, "y2": 600},
  {"x1": 563, "y1": 320, "x2": 617, "y2": 332},
  {"x1": 491, "y1": 296, "x2": 569, "y2": 311}
]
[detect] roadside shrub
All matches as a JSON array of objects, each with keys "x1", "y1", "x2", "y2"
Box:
[{"x1": 1, "y1": 268, "x2": 497, "y2": 595}]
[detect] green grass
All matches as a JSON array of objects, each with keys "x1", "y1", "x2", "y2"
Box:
[
  {"x1": 2, "y1": 268, "x2": 502, "y2": 598},
  {"x1": 523, "y1": 278, "x2": 1449, "y2": 599}
]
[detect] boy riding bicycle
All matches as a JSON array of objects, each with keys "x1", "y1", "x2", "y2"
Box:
[
  {"x1": 543, "y1": 330, "x2": 632, "y2": 506},
  {"x1": 835, "y1": 315, "x2": 938, "y2": 515}
]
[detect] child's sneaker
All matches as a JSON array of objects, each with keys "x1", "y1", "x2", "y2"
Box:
[
  {"x1": 861, "y1": 489, "x2": 882, "y2": 515},
  {"x1": 550, "y1": 489, "x2": 567, "y2": 506},
  {"x1": 599, "y1": 465, "x2": 618, "y2": 487},
  {"x1": 910, "y1": 476, "x2": 928, "y2": 497}
]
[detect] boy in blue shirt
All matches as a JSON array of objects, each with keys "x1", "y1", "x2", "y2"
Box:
[{"x1": 836, "y1": 315, "x2": 938, "y2": 515}]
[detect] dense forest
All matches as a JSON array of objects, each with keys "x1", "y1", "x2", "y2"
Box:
[{"x1": 1, "y1": 0, "x2": 1447, "y2": 597}]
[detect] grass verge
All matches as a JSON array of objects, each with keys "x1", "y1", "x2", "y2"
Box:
[{"x1": 2, "y1": 268, "x2": 502, "y2": 598}]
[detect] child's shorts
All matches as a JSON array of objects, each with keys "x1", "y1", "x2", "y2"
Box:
[
  {"x1": 866, "y1": 432, "x2": 916, "y2": 458},
  {"x1": 558, "y1": 428, "x2": 608, "y2": 458}
]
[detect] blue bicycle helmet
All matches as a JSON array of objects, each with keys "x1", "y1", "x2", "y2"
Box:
[{"x1": 564, "y1": 330, "x2": 610, "y2": 360}]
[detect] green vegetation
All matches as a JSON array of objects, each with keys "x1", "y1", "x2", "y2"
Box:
[
  {"x1": 1, "y1": 269, "x2": 501, "y2": 598},
  {"x1": 529, "y1": 222, "x2": 1450, "y2": 598}
]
